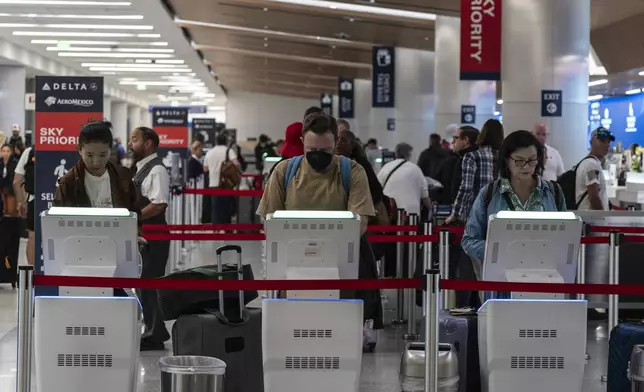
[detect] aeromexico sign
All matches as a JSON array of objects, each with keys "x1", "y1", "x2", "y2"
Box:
[{"x1": 460, "y1": 0, "x2": 501, "y2": 81}]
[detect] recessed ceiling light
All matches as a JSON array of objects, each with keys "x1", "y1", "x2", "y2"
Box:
[
  {"x1": 588, "y1": 79, "x2": 608, "y2": 87},
  {"x1": 99, "y1": 71, "x2": 117, "y2": 75},
  {"x1": 14, "y1": 31, "x2": 135, "y2": 37},
  {"x1": 0, "y1": 1, "x2": 131, "y2": 4},
  {"x1": 13, "y1": 13, "x2": 144, "y2": 20},
  {"x1": 31, "y1": 40, "x2": 168, "y2": 46},
  {"x1": 138, "y1": 33, "x2": 160, "y2": 38},
  {"x1": 626, "y1": 88, "x2": 642, "y2": 95},
  {"x1": 48, "y1": 47, "x2": 174, "y2": 53},
  {"x1": 154, "y1": 59, "x2": 184, "y2": 64},
  {"x1": 265, "y1": 0, "x2": 436, "y2": 20},
  {"x1": 36, "y1": 24, "x2": 154, "y2": 30},
  {"x1": 263, "y1": 7, "x2": 268, "y2": 11},
  {"x1": 588, "y1": 94, "x2": 603, "y2": 101},
  {"x1": 58, "y1": 52, "x2": 174, "y2": 58},
  {"x1": 264, "y1": 43, "x2": 268, "y2": 47},
  {"x1": 89, "y1": 67, "x2": 193, "y2": 72},
  {"x1": 193, "y1": 92, "x2": 216, "y2": 98},
  {"x1": 0, "y1": 23, "x2": 37, "y2": 28},
  {"x1": 81, "y1": 62, "x2": 188, "y2": 68},
  {"x1": 496, "y1": 99, "x2": 503, "y2": 104},
  {"x1": 190, "y1": 101, "x2": 208, "y2": 106}
]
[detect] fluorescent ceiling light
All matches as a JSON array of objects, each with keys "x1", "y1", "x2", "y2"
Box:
[
  {"x1": 496, "y1": 99, "x2": 503, "y2": 105},
  {"x1": 89, "y1": 67, "x2": 192, "y2": 73},
  {"x1": 81, "y1": 63, "x2": 188, "y2": 68},
  {"x1": 626, "y1": 88, "x2": 642, "y2": 95},
  {"x1": 99, "y1": 71, "x2": 117, "y2": 75},
  {"x1": 493, "y1": 110, "x2": 500, "y2": 116},
  {"x1": 47, "y1": 46, "x2": 173, "y2": 53},
  {"x1": 190, "y1": 101, "x2": 208, "y2": 105},
  {"x1": 120, "y1": 77, "x2": 137, "y2": 81},
  {"x1": 588, "y1": 94, "x2": 603, "y2": 101},
  {"x1": 120, "y1": 81, "x2": 205, "y2": 86},
  {"x1": 588, "y1": 79, "x2": 608, "y2": 87},
  {"x1": 37, "y1": 24, "x2": 153, "y2": 30},
  {"x1": 139, "y1": 59, "x2": 184, "y2": 64},
  {"x1": 12, "y1": 14, "x2": 143, "y2": 20},
  {"x1": 138, "y1": 34, "x2": 160, "y2": 38},
  {"x1": 31, "y1": 40, "x2": 167, "y2": 46},
  {"x1": 14, "y1": 31, "x2": 135, "y2": 37},
  {"x1": 58, "y1": 52, "x2": 173, "y2": 58},
  {"x1": 0, "y1": 23, "x2": 37, "y2": 28},
  {"x1": 193, "y1": 92, "x2": 216, "y2": 98},
  {"x1": 208, "y1": 106, "x2": 226, "y2": 111},
  {"x1": 0, "y1": 1, "x2": 130, "y2": 4},
  {"x1": 162, "y1": 96, "x2": 189, "y2": 101},
  {"x1": 264, "y1": 0, "x2": 436, "y2": 20}
]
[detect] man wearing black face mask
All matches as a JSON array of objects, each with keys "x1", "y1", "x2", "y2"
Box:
[{"x1": 257, "y1": 111, "x2": 375, "y2": 232}]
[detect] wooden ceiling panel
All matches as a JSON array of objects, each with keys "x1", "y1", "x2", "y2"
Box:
[{"x1": 590, "y1": 0, "x2": 644, "y2": 29}]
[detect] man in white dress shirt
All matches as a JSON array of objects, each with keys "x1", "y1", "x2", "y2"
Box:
[
  {"x1": 533, "y1": 123, "x2": 565, "y2": 181},
  {"x1": 129, "y1": 126, "x2": 171, "y2": 351}
]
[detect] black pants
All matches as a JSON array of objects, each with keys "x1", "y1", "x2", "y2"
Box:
[
  {"x1": 137, "y1": 239, "x2": 171, "y2": 343},
  {"x1": 211, "y1": 195, "x2": 234, "y2": 224},
  {"x1": 452, "y1": 246, "x2": 481, "y2": 309}
]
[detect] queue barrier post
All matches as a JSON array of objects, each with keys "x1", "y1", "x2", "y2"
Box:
[
  {"x1": 577, "y1": 223, "x2": 589, "y2": 300},
  {"x1": 394, "y1": 208, "x2": 407, "y2": 325},
  {"x1": 422, "y1": 222, "x2": 433, "y2": 315},
  {"x1": 438, "y1": 229, "x2": 450, "y2": 310},
  {"x1": 404, "y1": 214, "x2": 420, "y2": 340},
  {"x1": 424, "y1": 269, "x2": 440, "y2": 392},
  {"x1": 16, "y1": 266, "x2": 34, "y2": 392},
  {"x1": 608, "y1": 231, "x2": 622, "y2": 332}
]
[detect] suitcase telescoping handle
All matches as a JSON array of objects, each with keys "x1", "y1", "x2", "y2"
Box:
[{"x1": 216, "y1": 245, "x2": 245, "y2": 323}]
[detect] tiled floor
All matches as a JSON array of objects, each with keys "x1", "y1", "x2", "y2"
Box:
[{"x1": 0, "y1": 239, "x2": 608, "y2": 391}]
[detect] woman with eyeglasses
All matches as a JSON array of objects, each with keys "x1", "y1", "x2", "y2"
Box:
[{"x1": 461, "y1": 130, "x2": 566, "y2": 292}]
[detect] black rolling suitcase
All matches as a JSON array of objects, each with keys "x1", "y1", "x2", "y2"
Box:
[
  {"x1": 608, "y1": 323, "x2": 644, "y2": 392},
  {"x1": 0, "y1": 217, "x2": 21, "y2": 288},
  {"x1": 172, "y1": 245, "x2": 264, "y2": 392}
]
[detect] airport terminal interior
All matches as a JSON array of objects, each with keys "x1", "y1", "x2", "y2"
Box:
[{"x1": 1, "y1": 0, "x2": 644, "y2": 391}]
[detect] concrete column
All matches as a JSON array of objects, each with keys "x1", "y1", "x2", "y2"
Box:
[
  {"x1": 502, "y1": 0, "x2": 590, "y2": 168},
  {"x1": 370, "y1": 47, "x2": 435, "y2": 159},
  {"x1": 434, "y1": 16, "x2": 496, "y2": 136},
  {"x1": 127, "y1": 105, "x2": 141, "y2": 129},
  {"x1": 353, "y1": 79, "x2": 372, "y2": 141},
  {"x1": 140, "y1": 107, "x2": 151, "y2": 128},
  {"x1": 110, "y1": 101, "x2": 128, "y2": 144},
  {"x1": 0, "y1": 66, "x2": 26, "y2": 137},
  {"x1": 103, "y1": 96, "x2": 112, "y2": 122}
]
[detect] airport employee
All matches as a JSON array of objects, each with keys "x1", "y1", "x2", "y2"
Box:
[
  {"x1": 128, "y1": 126, "x2": 171, "y2": 351},
  {"x1": 257, "y1": 111, "x2": 375, "y2": 228}
]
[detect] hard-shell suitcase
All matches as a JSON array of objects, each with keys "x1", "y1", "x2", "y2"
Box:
[
  {"x1": 439, "y1": 309, "x2": 480, "y2": 392},
  {"x1": 172, "y1": 244, "x2": 264, "y2": 392},
  {"x1": 608, "y1": 323, "x2": 644, "y2": 392},
  {"x1": 0, "y1": 217, "x2": 20, "y2": 288}
]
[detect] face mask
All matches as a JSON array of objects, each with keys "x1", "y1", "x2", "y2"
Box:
[{"x1": 306, "y1": 150, "x2": 333, "y2": 172}]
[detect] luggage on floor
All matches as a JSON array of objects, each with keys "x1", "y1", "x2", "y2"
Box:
[
  {"x1": 608, "y1": 322, "x2": 644, "y2": 392},
  {"x1": 0, "y1": 217, "x2": 21, "y2": 288},
  {"x1": 399, "y1": 342, "x2": 459, "y2": 392},
  {"x1": 158, "y1": 262, "x2": 258, "y2": 321},
  {"x1": 439, "y1": 309, "x2": 480, "y2": 392},
  {"x1": 172, "y1": 245, "x2": 264, "y2": 392},
  {"x1": 363, "y1": 319, "x2": 377, "y2": 353}
]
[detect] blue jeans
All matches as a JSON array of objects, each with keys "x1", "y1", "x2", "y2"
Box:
[{"x1": 211, "y1": 195, "x2": 234, "y2": 224}]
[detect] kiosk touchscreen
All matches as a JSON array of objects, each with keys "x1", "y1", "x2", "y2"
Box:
[
  {"x1": 41, "y1": 206, "x2": 140, "y2": 296},
  {"x1": 482, "y1": 210, "x2": 582, "y2": 299},
  {"x1": 264, "y1": 210, "x2": 360, "y2": 299},
  {"x1": 478, "y1": 211, "x2": 587, "y2": 392}
]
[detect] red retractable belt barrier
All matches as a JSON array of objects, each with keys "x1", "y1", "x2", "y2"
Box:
[
  {"x1": 142, "y1": 232, "x2": 438, "y2": 243},
  {"x1": 32, "y1": 275, "x2": 644, "y2": 296},
  {"x1": 590, "y1": 226, "x2": 644, "y2": 234}
]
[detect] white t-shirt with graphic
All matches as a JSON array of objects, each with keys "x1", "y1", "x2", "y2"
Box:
[
  {"x1": 575, "y1": 156, "x2": 608, "y2": 210},
  {"x1": 84, "y1": 170, "x2": 113, "y2": 208}
]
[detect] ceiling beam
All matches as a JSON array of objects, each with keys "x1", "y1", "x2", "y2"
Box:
[{"x1": 219, "y1": 74, "x2": 335, "y2": 91}]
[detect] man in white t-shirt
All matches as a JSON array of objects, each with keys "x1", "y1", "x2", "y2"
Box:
[
  {"x1": 377, "y1": 142, "x2": 432, "y2": 216},
  {"x1": 203, "y1": 132, "x2": 240, "y2": 224},
  {"x1": 533, "y1": 123, "x2": 565, "y2": 181},
  {"x1": 574, "y1": 127, "x2": 613, "y2": 210}
]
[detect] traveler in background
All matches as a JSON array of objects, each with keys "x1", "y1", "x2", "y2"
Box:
[
  {"x1": 13, "y1": 146, "x2": 34, "y2": 265},
  {"x1": 575, "y1": 127, "x2": 613, "y2": 211},
  {"x1": 55, "y1": 121, "x2": 136, "y2": 209},
  {"x1": 13, "y1": 140, "x2": 24, "y2": 160},
  {"x1": 337, "y1": 119, "x2": 351, "y2": 134},
  {"x1": 447, "y1": 119, "x2": 504, "y2": 224},
  {"x1": 9, "y1": 125, "x2": 22, "y2": 149},
  {"x1": 129, "y1": 126, "x2": 171, "y2": 351},
  {"x1": 462, "y1": 130, "x2": 565, "y2": 298},
  {"x1": 378, "y1": 142, "x2": 432, "y2": 218},
  {"x1": 227, "y1": 131, "x2": 247, "y2": 172},
  {"x1": 304, "y1": 106, "x2": 323, "y2": 119},
  {"x1": 274, "y1": 139, "x2": 284, "y2": 155},
  {"x1": 203, "y1": 133, "x2": 240, "y2": 225},
  {"x1": 336, "y1": 127, "x2": 384, "y2": 215},
  {"x1": 258, "y1": 112, "x2": 382, "y2": 329},
  {"x1": 533, "y1": 123, "x2": 565, "y2": 181},
  {"x1": 0, "y1": 144, "x2": 18, "y2": 216},
  {"x1": 434, "y1": 126, "x2": 480, "y2": 205},
  {"x1": 187, "y1": 140, "x2": 204, "y2": 181},
  {"x1": 364, "y1": 138, "x2": 380, "y2": 171},
  {"x1": 417, "y1": 133, "x2": 449, "y2": 179},
  {"x1": 254, "y1": 134, "x2": 275, "y2": 172}
]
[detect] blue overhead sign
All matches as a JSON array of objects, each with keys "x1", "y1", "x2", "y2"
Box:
[
  {"x1": 461, "y1": 105, "x2": 476, "y2": 124},
  {"x1": 541, "y1": 90, "x2": 562, "y2": 117},
  {"x1": 387, "y1": 118, "x2": 395, "y2": 132},
  {"x1": 588, "y1": 93, "x2": 644, "y2": 147},
  {"x1": 338, "y1": 78, "x2": 354, "y2": 118},
  {"x1": 320, "y1": 93, "x2": 333, "y2": 116},
  {"x1": 372, "y1": 46, "x2": 395, "y2": 108}
]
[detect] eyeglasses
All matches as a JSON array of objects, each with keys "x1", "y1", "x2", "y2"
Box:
[{"x1": 510, "y1": 157, "x2": 538, "y2": 168}]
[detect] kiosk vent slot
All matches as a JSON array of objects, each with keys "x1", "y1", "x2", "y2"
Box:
[
  {"x1": 348, "y1": 242, "x2": 355, "y2": 263},
  {"x1": 510, "y1": 356, "x2": 564, "y2": 369},
  {"x1": 57, "y1": 354, "x2": 113, "y2": 367},
  {"x1": 47, "y1": 239, "x2": 55, "y2": 260},
  {"x1": 566, "y1": 244, "x2": 575, "y2": 264},
  {"x1": 65, "y1": 326, "x2": 106, "y2": 336},
  {"x1": 270, "y1": 242, "x2": 278, "y2": 263},
  {"x1": 285, "y1": 356, "x2": 340, "y2": 370},
  {"x1": 490, "y1": 243, "x2": 499, "y2": 264},
  {"x1": 518, "y1": 329, "x2": 557, "y2": 338},
  {"x1": 293, "y1": 329, "x2": 332, "y2": 338}
]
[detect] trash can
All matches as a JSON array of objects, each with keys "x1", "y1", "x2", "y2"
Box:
[
  {"x1": 160, "y1": 356, "x2": 226, "y2": 392},
  {"x1": 630, "y1": 345, "x2": 644, "y2": 391}
]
